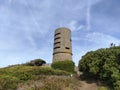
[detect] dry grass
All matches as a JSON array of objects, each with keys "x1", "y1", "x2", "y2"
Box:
[{"x1": 17, "y1": 75, "x2": 82, "y2": 90}]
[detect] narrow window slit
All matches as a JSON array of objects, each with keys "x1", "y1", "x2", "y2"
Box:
[{"x1": 65, "y1": 47, "x2": 70, "y2": 49}]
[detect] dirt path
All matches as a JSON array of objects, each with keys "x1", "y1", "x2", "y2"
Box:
[
  {"x1": 80, "y1": 81, "x2": 98, "y2": 90},
  {"x1": 75, "y1": 68, "x2": 98, "y2": 90},
  {"x1": 71, "y1": 74, "x2": 98, "y2": 90}
]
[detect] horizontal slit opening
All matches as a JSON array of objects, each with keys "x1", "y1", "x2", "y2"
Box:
[
  {"x1": 54, "y1": 42, "x2": 60, "y2": 45},
  {"x1": 55, "y1": 37, "x2": 61, "y2": 40},
  {"x1": 55, "y1": 33, "x2": 61, "y2": 36},
  {"x1": 65, "y1": 47, "x2": 70, "y2": 49},
  {"x1": 54, "y1": 47, "x2": 60, "y2": 49}
]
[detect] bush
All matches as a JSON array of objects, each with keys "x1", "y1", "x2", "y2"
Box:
[
  {"x1": 51, "y1": 60, "x2": 75, "y2": 73},
  {"x1": 78, "y1": 46, "x2": 120, "y2": 90},
  {"x1": 25, "y1": 59, "x2": 46, "y2": 66}
]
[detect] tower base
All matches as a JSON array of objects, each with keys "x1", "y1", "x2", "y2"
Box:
[{"x1": 53, "y1": 53, "x2": 72, "y2": 62}]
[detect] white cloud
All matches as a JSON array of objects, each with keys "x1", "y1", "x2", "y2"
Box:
[
  {"x1": 85, "y1": 32, "x2": 120, "y2": 46},
  {"x1": 61, "y1": 20, "x2": 84, "y2": 32},
  {"x1": 86, "y1": 0, "x2": 91, "y2": 30},
  {"x1": 67, "y1": 20, "x2": 78, "y2": 31},
  {"x1": 0, "y1": 0, "x2": 120, "y2": 67}
]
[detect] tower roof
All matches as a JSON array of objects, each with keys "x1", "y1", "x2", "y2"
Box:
[{"x1": 55, "y1": 27, "x2": 71, "y2": 31}]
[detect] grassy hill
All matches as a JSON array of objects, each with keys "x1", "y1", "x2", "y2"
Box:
[
  {"x1": 0, "y1": 65, "x2": 108, "y2": 90},
  {"x1": 2, "y1": 46, "x2": 119, "y2": 90},
  {"x1": 0, "y1": 65, "x2": 72, "y2": 90}
]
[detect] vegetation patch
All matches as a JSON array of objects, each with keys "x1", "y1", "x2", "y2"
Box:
[
  {"x1": 51, "y1": 60, "x2": 75, "y2": 73},
  {"x1": 98, "y1": 86, "x2": 108, "y2": 90},
  {"x1": 79, "y1": 46, "x2": 120, "y2": 90},
  {"x1": 0, "y1": 66, "x2": 70, "y2": 90},
  {"x1": 17, "y1": 75, "x2": 82, "y2": 90},
  {"x1": 23, "y1": 59, "x2": 46, "y2": 66}
]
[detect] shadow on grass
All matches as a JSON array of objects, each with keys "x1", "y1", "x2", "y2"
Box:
[
  {"x1": 79, "y1": 74, "x2": 102, "y2": 86},
  {"x1": 79, "y1": 73, "x2": 108, "y2": 90}
]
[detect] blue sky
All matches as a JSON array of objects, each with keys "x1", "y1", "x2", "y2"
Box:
[{"x1": 0, "y1": 0, "x2": 120, "y2": 67}]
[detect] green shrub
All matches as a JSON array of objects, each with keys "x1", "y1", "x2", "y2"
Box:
[
  {"x1": 24, "y1": 59, "x2": 46, "y2": 66},
  {"x1": 51, "y1": 60, "x2": 75, "y2": 73},
  {"x1": 78, "y1": 46, "x2": 120, "y2": 90}
]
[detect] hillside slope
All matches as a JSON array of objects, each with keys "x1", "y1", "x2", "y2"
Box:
[
  {"x1": 17, "y1": 75, "x2": 101, "y2": 90},
  {"x1": 0, "y1": 65, "x2": 70, "y2": 90},
  {"x1": 0, "y1": 65, "x2": 104, "y2": 90},
  {"x1": 17, "y1": 75, "x2": 81, "y2": 90}
]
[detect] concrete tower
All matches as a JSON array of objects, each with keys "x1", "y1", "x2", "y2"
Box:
[{"x1": 53, "y1": 27, "x2": 72, "y2": 62}]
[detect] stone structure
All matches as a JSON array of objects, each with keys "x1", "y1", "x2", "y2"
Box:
[{"x1": 53, "y1": 27, "x2": 72, "y2": 62}]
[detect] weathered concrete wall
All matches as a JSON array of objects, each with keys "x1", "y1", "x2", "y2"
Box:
[{"x1": 53, "y1": 27, "x2": 72, "y2": 62}]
